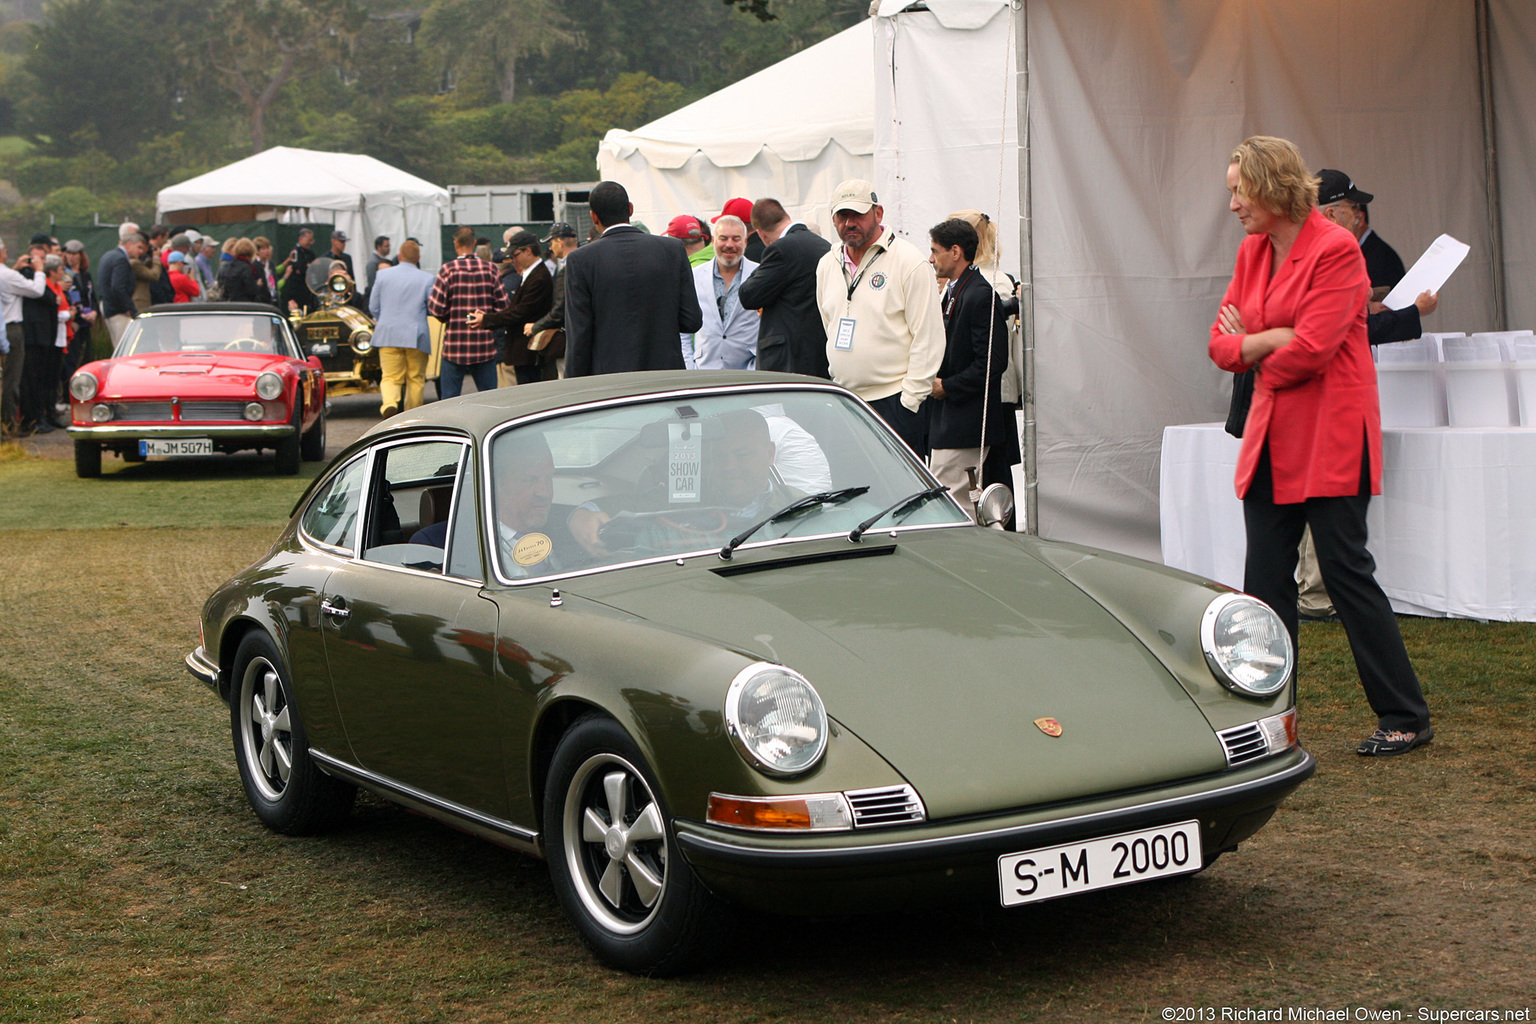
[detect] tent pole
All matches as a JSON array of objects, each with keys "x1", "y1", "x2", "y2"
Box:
[
  {"x1": 1015, "y1": 0, "x2": 1037, "y2": 535},
  {"x1": 1475, "y1": 0, "x2": 1506, "y2": 332}
]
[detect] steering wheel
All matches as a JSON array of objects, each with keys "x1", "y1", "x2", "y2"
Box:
[{"x1": 223, "y1": 338, "x2": 267, "y2": 353}]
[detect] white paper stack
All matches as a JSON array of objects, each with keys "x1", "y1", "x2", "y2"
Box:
[
  {"x1": 1375, "y1": 333, "x2": 1449, "y2": 428},
  {"x1": 1506, "y1": 334, "x2": 1536, "y2": 426},
  {"x1": 1444, "y1": 334, "x2": 1518, "y2": 427}
]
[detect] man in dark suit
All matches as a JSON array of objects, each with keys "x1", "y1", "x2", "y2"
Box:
[
  {"x1": 562, "y1": 181, "x2": 702, "y2": 377},
  {"x1": 926, "y1": 219, "x2": 1008, "y2": 521},
  {"x1": 96, "y1": 231, "x2": 145, "y2": 346},
  {"x1": 739, "y1": 198, "x2": 832, "y2": 378},
  {"x1": 469, "y1": 229, "x2": 554, "y2": 385}
]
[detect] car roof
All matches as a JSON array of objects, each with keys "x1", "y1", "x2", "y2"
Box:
[
  {"x1": 359, "y1": 371, "x2": 842, "y2": 442},
  {"x1": 141, "y1": 303, "x2": 287, "y2": 316}
]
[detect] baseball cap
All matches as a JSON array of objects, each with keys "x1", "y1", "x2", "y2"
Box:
[
  {"x1": 504, "y1": 228, "x2": 541, "y2": 252},
  {"x1": 541, "y1": 221, "x2": 578, "y2": 242},
  {"x1": 29, "y1": 232, "x2": 52, "y2": 246},
  {"x1": 664, "y1": 215, "x2": 706, "y2": 242},
  {"x1": 712, "y1": 197, "x2": 753, "y2": 223},
  {"x1": 830, "y1": 179, "x2": 878, "y2": 214},
  {"x1": 331, "y1": 229, "x2": 348, "y2": 241},
  {"x1": 168, "y1": 250, "x2": 186, "y2": 263},
  {"x1": 1316, "y1": 169, "x2": 1373, "y2": 207},
  {"x1": 64, "y1": 239, "x2": 85, "y2": 253}
]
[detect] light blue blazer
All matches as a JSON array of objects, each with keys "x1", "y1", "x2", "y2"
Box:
[{"x1": 368, "y1": 261, "x2": 435, "y2": 352}]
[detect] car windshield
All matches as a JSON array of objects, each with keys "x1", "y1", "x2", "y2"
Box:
[
  {"x1": 118, "y1": 314, "x2": 294, "y2": 358},
  {"x1": 487, "y1": 388, "x2": 970, "y2": 580}
]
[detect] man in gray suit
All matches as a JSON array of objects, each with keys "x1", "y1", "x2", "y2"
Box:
[
  {"x1": 369, "y1": 239, "x2": 435, "y2": 416},
  {"x1": 563, "y1": 180, "x2": 703, "y2": 377}
]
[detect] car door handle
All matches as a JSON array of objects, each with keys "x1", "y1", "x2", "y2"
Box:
[{"x1": 320, "y1": 598, "x2": 351, "y2": 623}]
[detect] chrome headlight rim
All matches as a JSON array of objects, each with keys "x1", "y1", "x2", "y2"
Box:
[
  {"x1": 1200, "y1": 592, "x2": 1295, "y2": 699},
  {"x1": 723, "y1": 662, "x2": 829, "y2": 777},
  {"x1": 69, "y1": 371, "x2": 99, "y2": 402},
  {"x1": 350, "y1": 331, "x2": 373, "y2": 354},
  {"x1": 255, "y1": 371, "x2": 284, "y2": 401}
]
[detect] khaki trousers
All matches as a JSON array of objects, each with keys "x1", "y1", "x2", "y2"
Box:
[
  {"x1": 106, "y1": 314, "x2": 132, "y2": 346},
  {"x1": 497, "y1": 363, "x2": 518, "y2": 389},
  {"x1": 929, "y1": 446, "x2": 989, "y2": 522},
  {"x1": 1296, "y1": 524, "x2": 1337, "y2": 617},
  {"x1": 378, "y1": 347, "x2": 429, "y2": 412}
]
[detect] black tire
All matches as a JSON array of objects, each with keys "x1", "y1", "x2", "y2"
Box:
[
  {"x1": 230, "y1": 631, "x2": 355, "y2": 835},
  {"x1": 74, "y1": 440, "x2": 101, "y2": 478},
  {"x1": 273, "y1": 403, "x2": 302, "y2": 475},
  {"x1": 300, "y1": 403, "x2": 327, "y2": 462},
  {"x1": 544, "y1": 713, "x2": 731, "y2": 976}
]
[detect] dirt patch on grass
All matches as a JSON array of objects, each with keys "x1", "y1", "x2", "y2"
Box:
[{"x1": 2, "y1": 529, "x2": 1533, "y2": 1022}]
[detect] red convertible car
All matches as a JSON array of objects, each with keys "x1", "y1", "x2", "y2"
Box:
[{"x1": 67, "y1": 303, "x2": 327, "y2": 478}]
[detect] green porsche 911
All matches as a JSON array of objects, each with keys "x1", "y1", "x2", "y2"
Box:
[{"x1": 186, "y1": 371, "x2": 1312, "y2": 975}]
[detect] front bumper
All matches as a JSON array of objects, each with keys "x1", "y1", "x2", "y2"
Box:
[
  {"x1": 69, "y1": 424, "x2": 296, "y2": 441},
  {"x1": 185, "y1": 645, "x2": 222, "y2": 694},
  {"x1": 676, "y1": 747, "x2": 1314, "y2": 912}
]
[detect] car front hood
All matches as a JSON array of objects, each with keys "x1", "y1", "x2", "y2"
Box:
[
  {"x1": 575, "y1": 529, "x2": 1229, "y2": 819},
  {"x1": 99, "y1": 354, "x2": 284, "y2": 396}
]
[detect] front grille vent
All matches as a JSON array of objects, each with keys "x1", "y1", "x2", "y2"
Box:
[
  {"x1": 845, "y1": 785, "x2": 925, "y2": 828},
  {"x1": 178, "y1": 402, "x2": 247, "y2": 421},
  {"x1": 1218, "y1": 722, "x2": 1268, "y2": 767},
  {"x1": 109, "y1": 402, "x2": 174, "y2": 422}
]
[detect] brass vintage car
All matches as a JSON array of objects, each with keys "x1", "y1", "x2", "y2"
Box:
[
  {"x1": 187, "y1": 372, "x2": 1313, "y2": 975},
  {"x1": 288, "y1": 257, "x2": 379, "y2": 398}
]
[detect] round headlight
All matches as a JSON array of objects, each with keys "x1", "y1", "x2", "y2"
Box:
[
  {"x1": 69, "y1": 372, "x2": 99, "y2": 402},
  {"x1": 350, "y1": 330, "x2": 373, "y2": 354},
  {"x1": 255, "y1": 371, "x2": 284, "y2": 401},
  {"x1": 90, "y1": 403, "x2": 112, "y2": 423},
  {"x1": 244, "y1": 402, "x2": 265, "y2": 422},
  {"x1": 724, "y1": 664, "x2": 829, "y2": 776},
  {"x1": 1201, "y1": 593, "x2": 1294, "y2": 698}
]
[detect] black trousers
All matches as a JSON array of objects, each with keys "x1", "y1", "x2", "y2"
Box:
[
  {"x1": 867, "y1": 392, "x2": 929, "y2": 459},
  {"x1": 1243, "y1": 445, "x2": 1430, "y2": 733},
  {"x1": 20, "y1": 343, "x2": 60, "y2": 428}
]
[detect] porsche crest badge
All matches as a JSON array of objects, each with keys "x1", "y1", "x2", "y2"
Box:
[{"x1": 1034, "y1": 717, "x2": 1063, "y2": 737}]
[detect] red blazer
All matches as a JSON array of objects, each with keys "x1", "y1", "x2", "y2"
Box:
[{"x1": 1209, "y1": 208, "x2": 1378, "y2": 503}]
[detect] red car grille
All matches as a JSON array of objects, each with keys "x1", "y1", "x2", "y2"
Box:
[{"x1": 108, "y1": 402, "x2": 175, "y2": 421}]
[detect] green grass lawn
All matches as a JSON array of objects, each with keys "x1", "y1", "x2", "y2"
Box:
[{"x1": 2, "y1": 453, "x2": 1533, "y2": 1022}]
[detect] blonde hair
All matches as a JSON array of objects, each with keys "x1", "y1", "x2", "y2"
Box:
[
  {"x1": 948, "y1": 209, "x2": 997, "y2": 268},
  {"x1": 252, "y1": 235, "x2": 272, "y2": 252},
  {"x1": 222, "y1": 237, "x2": 239, "y2": 254},
  {"x1": 1230, "y1": 136, "x2": 1318, "y2": 224},
  {"x1": 233, "y1": 238, "x2": 256, "y2": 259}
]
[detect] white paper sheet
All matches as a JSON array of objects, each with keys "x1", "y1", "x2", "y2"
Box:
[{"x1": 1384, "y1": 233, "x2": 1471, "y2": 310}]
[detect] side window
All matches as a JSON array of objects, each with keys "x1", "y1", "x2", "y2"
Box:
[
  {"x1": 359, "y1": 439, "x2": 467, "y2": 573},
  {"x1": 445, "y1": 465, "x2": 482, "y2": 581},
  {"x1": 300, "y1": 457, "x2": 367, "y2": 552}
]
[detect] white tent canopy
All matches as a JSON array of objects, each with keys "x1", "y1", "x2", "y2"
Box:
[
  {"x1": 157, "y1": 147, "x2": 451, "y2": 270},
  {"x1": 598, "y1": 20, "x2": 875, "y2": 232},
  {"x1": 874, "y1": 0, "x2": 1536, "y2": 561}
]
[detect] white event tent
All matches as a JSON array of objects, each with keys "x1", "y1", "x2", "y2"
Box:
[
  {"x1": 157, "y1": 147, "x2": 451, "y2": 270},
  {"x1": 872, "y1": 0, "x2": 1536, "y2": 561},
  {"x1": 597, "y1": 19, "x2": 875, "y2": 231}
]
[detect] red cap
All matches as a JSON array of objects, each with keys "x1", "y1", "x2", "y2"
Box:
[
  {"x1": 713, "y1": 197, "x2": 753, "y2": 223},
  {"x1": 664, "y1": 215, "x2": 706, "y2": 242}
]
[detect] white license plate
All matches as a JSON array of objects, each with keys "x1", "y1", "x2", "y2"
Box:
[
  {"x1": 140, "y1": 438, "x2": 213, "y2": 457},
  {"x1": 999, "y1": 820, "x2": 1202, "y2": 906}
]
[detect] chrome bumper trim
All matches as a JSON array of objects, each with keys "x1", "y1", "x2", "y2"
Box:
[
  {"x1": 675, "y1": 750, "x2": 1314, "y2": 870},
  {"x1": 308, "y1": 750, "x2": 542, "y2": 856},
  {"x1": 184, "y1": 646, "x2": 222, "y2": 692},
  {"x1": 68, "y1": 424, "x2": 296, "y2": 441}
]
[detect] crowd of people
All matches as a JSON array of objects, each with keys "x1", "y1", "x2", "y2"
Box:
[{"x1": 374, "y1": 179, "x2": 1021, "y2": 519}]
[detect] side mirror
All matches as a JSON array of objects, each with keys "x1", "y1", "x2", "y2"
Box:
[{"x1": 975, "y1": 483, "x2": 1014, "y2": 530}]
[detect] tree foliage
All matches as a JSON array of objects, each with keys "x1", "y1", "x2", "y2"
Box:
[{"x1": 418, "y1": 0, "x2": 575, "y2": 104}]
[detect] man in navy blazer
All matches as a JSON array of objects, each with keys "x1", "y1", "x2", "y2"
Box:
[
  {"x1": 563, "y1": 181, "x2": 703, "y2": 377},
  {"x1": 369, "y1": 239, "x2": 436, "y2": 415},
  {"x1": 739, "y1": 198, "x2": 831, "y2": 378},
  {"x1": 96, "y1": 232, "x2": 146, "y2": 345}
]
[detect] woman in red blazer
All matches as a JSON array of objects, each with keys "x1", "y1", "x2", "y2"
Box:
[{"x1": 1209, "y1": 136, "x2": 1431, "y2": 757}]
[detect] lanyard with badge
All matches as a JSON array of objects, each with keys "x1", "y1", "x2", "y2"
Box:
[{"x1": 835, "y1": 246, "x2": 886, "y2": 351}]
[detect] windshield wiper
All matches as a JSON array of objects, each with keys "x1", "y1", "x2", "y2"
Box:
[
  {"x1": 719, "y1": 486, "x2": 870, "y2": 560},
  {"x1": 848, "y1": 485, "x2": 947, "y2": 542}
]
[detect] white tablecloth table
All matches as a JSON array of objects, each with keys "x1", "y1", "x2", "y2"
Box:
[{"x1": 1160, "y1": 423, "x2": 1536, "y2": 621}]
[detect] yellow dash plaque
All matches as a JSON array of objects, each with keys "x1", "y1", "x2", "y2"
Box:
[{"x1": 512, "y1": 533, "x2": 552, "y2": 566}]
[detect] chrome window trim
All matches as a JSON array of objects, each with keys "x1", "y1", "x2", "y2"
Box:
[
  {"x1": 480, "y1": 381, "x2": 970, "y2": 587},
  {"x1": 296, "y1": 449, "x2": 374, "y2": 557},
  {"x1": 351, "y1": 435, "x2": 474, "y2": 578}
]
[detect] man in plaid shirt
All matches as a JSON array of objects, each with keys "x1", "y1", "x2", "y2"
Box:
[{"x1": 428, "y1": 225, "x2": 510, "y2": 398}]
